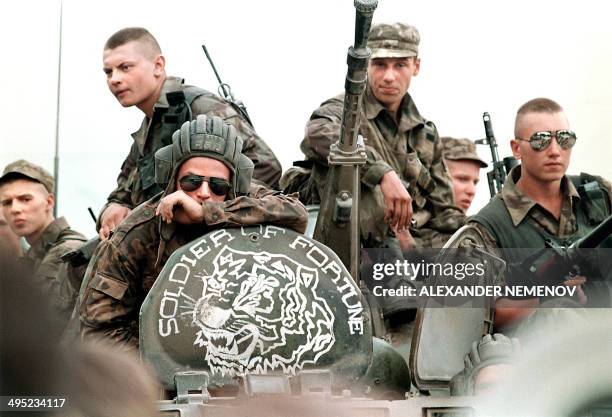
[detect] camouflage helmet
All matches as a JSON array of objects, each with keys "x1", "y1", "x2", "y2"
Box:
[
  {"x1": 450, "y1": 333, "x2": 521, "y2": 396},
  {"x1": 155, "y1": 115, "x2": 254, "y2": 199}
]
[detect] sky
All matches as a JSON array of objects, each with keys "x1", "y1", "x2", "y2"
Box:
[{"x1": 1, "y1": 0, "x2": 612, "y2": 237}]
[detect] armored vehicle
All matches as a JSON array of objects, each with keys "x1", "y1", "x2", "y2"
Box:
[{"x1": 135, "y1": 1, "x2": 612, "y2": 416}]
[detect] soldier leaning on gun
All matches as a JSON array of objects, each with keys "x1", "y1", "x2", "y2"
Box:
[
  {"x1": 287, "y1": 23, "x2": 465, "y2": 249},
  {"x1": 98, "y1": 27, "x2": 282, "y2": 240},
  {"x1": 0, "y1": 160, "x2": 86, "y2": 322},
  {"x1": 78, "y1": 115, "x2": 307, "y2": 351},
  {"x1": 453, "y1": 98, "x2": 612, "y2": 333}
]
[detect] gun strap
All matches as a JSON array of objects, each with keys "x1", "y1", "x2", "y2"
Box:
[
  {"x1": 570, "y1": 173, "x2": 611, "y2": 225},
  {"x1": 139, "y1": 86, "x2": 207, "y2": 200}
]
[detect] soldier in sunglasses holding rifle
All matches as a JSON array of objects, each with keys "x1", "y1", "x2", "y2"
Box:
[
  {"x1": 77, "y1": 115, "x2": 307, "y2": 350},
  {"x1": 452, "y1": 98, "x2": 612, "y2": 335}
]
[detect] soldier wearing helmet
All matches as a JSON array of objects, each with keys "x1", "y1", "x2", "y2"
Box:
[
  {"x1": 0, "y1": 160, "x2": 86, "y2": 321},
  {"x1": 98, "y1": 27, "x2": 282, "y2": 241},
  {"x1": 77, "y1": 115, "x2": 307, "y2": 350}
]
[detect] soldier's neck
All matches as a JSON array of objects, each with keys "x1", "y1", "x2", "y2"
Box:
[
  {"x1": 516, "y1": 176, "x2": 563, "y2": 220},
  {"x1": 138, "y1": 77, "x2": 166, "y2": 119},
  {"x1": 25, "y1": 216, "x2": 55, "y2": 246},
  {"x1": 385, "y1": 102, "x2": 401, "y2": 122}
]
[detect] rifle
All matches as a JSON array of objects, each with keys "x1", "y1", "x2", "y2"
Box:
[
  {"x1": 509, "y1": 215, "x2": 612, "y2": 288},
  {"x1": 313, "y1": 0, "x2": 377, "y2": 281},
  {"x1": 201, "y1": 44, "x2": 254, "y2": 127},
  {"x1": 475, "y1": 112, "x2": 518, "y2": 197}
]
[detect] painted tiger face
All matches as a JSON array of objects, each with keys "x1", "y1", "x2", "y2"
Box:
[{"x1": 192, "y1": 246, "x2": 335, "y2": 375}]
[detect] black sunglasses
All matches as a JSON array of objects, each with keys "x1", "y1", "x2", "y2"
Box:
[
  {"x1": 515, "y1": 130, "x2": 577, "y2": 151},
  {"x1": 178, "y1": 175, "x2": 231, "y2": 196}
]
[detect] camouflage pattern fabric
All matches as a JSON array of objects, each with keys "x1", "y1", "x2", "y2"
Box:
[
  {"x1": 468, "y1": 166, "x2": 612, "y2": 258},
  {"x1": 78, "y1": 184, "x2": 308, "y2": 350},
  {"x1": 23, "y1": 217, "x2": 87, "y2": 322},
  {"x1": 440, "y1": 137, "x2": 488, "y2": 167},
  {"x1": 368, "y1": 22, "x2": 420, "y2": 59},
  {"x1": 300, "y1": 85, "x2": 466, "y2": 248},
  {"x1": 101, "y1": 76, "x2": 282, "y2": 224},
  {"x1": 457, "y1": 166, "x2": 612, "y2": 292},
  {"x1": 1, "y1": 159, "x2": 55, "y2": 192}
]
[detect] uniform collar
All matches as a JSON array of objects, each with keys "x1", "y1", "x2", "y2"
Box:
[
  {"x1": 25, "y1": 217, "x2": 70, "y2": 260},
  {"x1": 130, "y1": 76, "x2": 185, "y2": 151},
  {"x1": 152, "y1": 76, "x2": 185, "y2": 111},
  {"x1": 501, "y1": 165, "x2": 580, "y2": 227},
  {"x1": 362, "y1": 84, "x2": 426, "y2": 131}
]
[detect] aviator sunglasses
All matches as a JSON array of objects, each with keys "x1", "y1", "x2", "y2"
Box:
[
  {"x1": 515, "y1": 130, "x2": 577, "y2": 151},
  {"x1": 178, "y1": 174, "x2": 231, "y2": 196}
]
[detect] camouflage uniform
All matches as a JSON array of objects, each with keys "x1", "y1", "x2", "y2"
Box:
[
  {"x1": 79, "y1": 186, "x2": 307, "y2": 349},
  {"x1": 101, "y1": 76, "x2": 282, "y2": 223},
  {"x1": 300, "y1": 84, "x2": 465, "y2": 248},
  {"x1": 293, "y1": 23, "x2": 465, "y2": 248},
  {"x1": 465, "y1": 166, "x2": 612, "y2": 263},
  {"x1": 0, "y1": 160, "x2": 87, "y2": 322},
  {"x1": 453, "y1": 166, "x2": 612, "y2": 331},
  {"x1": 80, "y1": 114, "x2": 308, "y2": 350},
  {"x1": 24, "y1": 217, "x2": 87, "y2": 321}
]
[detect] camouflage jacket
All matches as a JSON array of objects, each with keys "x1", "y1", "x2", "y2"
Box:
[
  {"x1": 468, "y1": 166, "x2": 612, "y2": 252},
  {"x1": 79, "y1": 184, "x2": 308, "y2": 349},
  {"x1": 300, "y1": 85, "x2": 465, "y2": 247},
  {"x1": 102, "y1": 77, "x2": 282, "y2": 219},
  {"x1": 455, "y1": 166, "x2": 612, "y2": 290},
  {"x1": 24, "y1": 217, "x2": 87, "y2": 321}
]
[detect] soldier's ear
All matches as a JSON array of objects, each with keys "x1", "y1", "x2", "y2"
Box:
[
  {"x1": 46, "y1": 193, "x2": 55, "y2": 213},
  {"x1": 153, "y1": 54, "x2": 166, "y2": 77},
  {"x1": 510, "y1": 139, "x2": 521, "y2": 159},
  {"x1": 413, "y1": 57, "x2": 421, "y2": 76}
]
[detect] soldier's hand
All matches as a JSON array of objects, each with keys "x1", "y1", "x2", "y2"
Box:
[
  {"x1": 393, "y1": 225, "x2": 416, "y2": 251},
  {"x1": 380, "y1": 170, "x2": 413, "y2": 230},
  {"x1": 563, "y1": 275, "x2": 588, "y2": 306},
  {"x1": 99, "y1": 203, "x2": 131, "y2": 240},
  {"x1": 156, "y1": 190, "x2": 204, "y2": 224}
]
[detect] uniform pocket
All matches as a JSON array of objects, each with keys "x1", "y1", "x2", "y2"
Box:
[
  {"x1": 89, "y1": 273, "x2": 128, "y2": 300},
  {"x1": 79, "y1": 272, "x2": 130, "y2": 323}
]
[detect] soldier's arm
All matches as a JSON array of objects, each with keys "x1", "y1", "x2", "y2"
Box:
[
  {"x1": 96, "y1": 143, "x2": 138, "y2": 234},
  {"x1": 77, "y1": 239, "x2": 140, "y2": 351},
  {"x1": 420, "y1": 127, "x2": 467, "y2": 233},
  {"x1": 300, "y1": 97, "x2": 394, "y2": 187},
  {"x1": 202, "y1": 184, "x2": 308, "y2": 234},
  {"x1": 34, "y1": 239, "x2": 85, "y2": 321},
  {"x1": 191, "y1": 96, "x2": 282, "y2": 189}
]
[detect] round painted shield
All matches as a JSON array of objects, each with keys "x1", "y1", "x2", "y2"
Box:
[{"x1": 140, "y1": 225, "x2": 372, "y2": 390}]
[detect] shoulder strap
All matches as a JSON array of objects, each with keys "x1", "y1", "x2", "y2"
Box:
[{"x1": 569, "y1": 173, "x2": 611, "y2": 224}]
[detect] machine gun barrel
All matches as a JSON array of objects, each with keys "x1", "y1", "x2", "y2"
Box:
[{"x1": 313, "y1": 0, "x2": 377, "y2": 281}]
